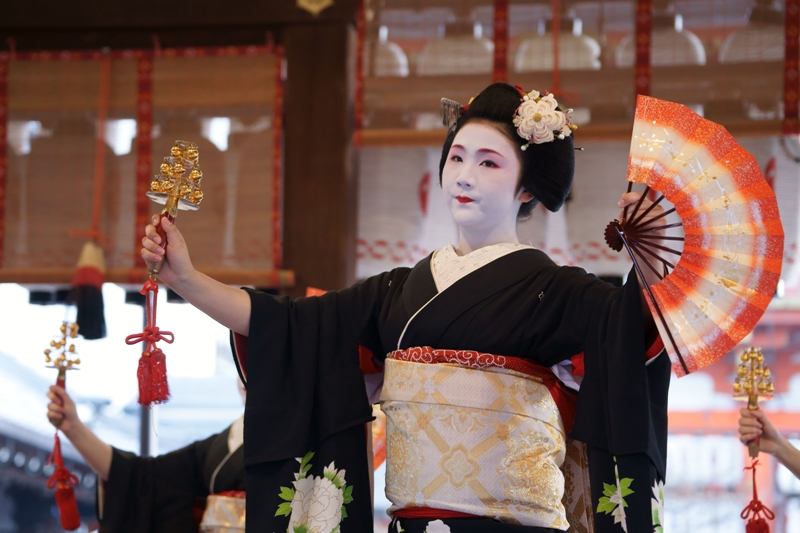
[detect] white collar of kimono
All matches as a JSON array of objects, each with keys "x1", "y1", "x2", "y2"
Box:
[
  {"x1": 228, "y1": 415, "x2": 244, "y2": 453},
  {"x1": 398, "y1": 243, "x2": 533, "y2": 348},
  {"x1": 430, "y1": 242, "x2": 534, "y2": 293},
  {"x1": 426, "y1": 242, "x2": 582, "y2": 391}
]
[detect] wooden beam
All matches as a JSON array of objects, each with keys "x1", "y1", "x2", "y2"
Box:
[
  {"x1": 282, "y1": 21, "x2": 357, "y2": 296},
  {"x1": 360, "y1": 120, "x2": 783, "y2": 147},
  {"x1": 0, "y1": 0, "x2": 358, "y2": 51},
  {"x1": 669, "y1": 410, "x2": 800, "y2": 434},
  {"x1": 0, "y1": 268, "x2": 295, "y2": 287},
  {"x1": 362, "y1": 62, "x2": 783, "y2": 126},
  {"x1": 1, "y1": 0, "x2": 359, "y2": 29}
]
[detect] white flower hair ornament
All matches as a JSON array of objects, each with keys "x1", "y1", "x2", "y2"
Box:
[{"x1": 512, "y1": 90, "x2": 577, "y2": 150}]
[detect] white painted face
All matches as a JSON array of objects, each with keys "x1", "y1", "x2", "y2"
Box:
[{"x1": 442, "y1": 121, "x2": 533, "y2": 233}]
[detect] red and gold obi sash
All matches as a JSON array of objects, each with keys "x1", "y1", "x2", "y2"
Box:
[
  {"x1": 199, "y1": 491, "x2": 245, "y2": 533},
  {"x1": 380, "y1": 347, "x2": 584, "y2": 530}
]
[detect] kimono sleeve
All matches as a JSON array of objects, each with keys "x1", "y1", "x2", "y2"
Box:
[
  {"x1": 534, "y1": 265, "x2": 670, "y2": 478},
  {"x1": 232, "y1": 269, "x2": 409, "y2": 467},
  {"x1": 97, "y1": 433, "x2": 218, "y2": 533}
]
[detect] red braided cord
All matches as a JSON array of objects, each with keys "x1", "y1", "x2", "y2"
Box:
[
  {"x1": 741, "y1": 460, "x2": 776, "y2": 522},
  {"x1": 125, "y1": 280, "x2": 174, "y2": 353}
]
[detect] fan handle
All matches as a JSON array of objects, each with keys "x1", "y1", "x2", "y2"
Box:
[{"x1": 605, "y1": 185, "x2": 690, "y2": 375}]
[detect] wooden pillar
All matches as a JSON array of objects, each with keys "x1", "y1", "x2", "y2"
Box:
[{"x1": 283, "y1": 22, "x2": 357, "y2": 296}]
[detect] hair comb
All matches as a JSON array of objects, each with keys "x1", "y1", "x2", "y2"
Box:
[{"x1": 441, "y1": 98, "x2": 464, "y2": 132}]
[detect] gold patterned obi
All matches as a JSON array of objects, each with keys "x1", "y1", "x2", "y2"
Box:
[
  {"x1": 380, "y1": 347, "x2": 570, "y2": 530},
  {"x1": 200, "y1": 492, "x2": 246, "y2": 533}
]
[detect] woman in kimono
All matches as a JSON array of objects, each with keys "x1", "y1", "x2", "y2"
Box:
[
  {"x1": 141, "y1": 82, "x2": 671, "y2": 533},
  {"x1": 46, "y1": 384, "x2": 245, "y2": 532}
]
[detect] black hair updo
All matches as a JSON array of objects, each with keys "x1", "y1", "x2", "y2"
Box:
[{"x1": 438, "y1": 82, "x2": 575, "y2": 217}]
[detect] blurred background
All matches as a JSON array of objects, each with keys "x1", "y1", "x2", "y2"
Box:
[{"x1": 2, "y1": 0, "x2": 800, "y2": 531}]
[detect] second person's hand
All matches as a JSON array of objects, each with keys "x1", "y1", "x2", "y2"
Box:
[
  {"x1": 47, "y1": 385, "x2": 81, "y2": 436},
  {"x1": 739, "y1": 407, "x2": 783, "y2": 456}
]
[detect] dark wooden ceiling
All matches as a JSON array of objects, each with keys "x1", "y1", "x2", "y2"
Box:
[{"x1": 0, "y1": 0, "x2": 359, "y2": 50}]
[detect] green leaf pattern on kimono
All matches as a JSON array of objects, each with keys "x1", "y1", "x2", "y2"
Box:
[
  {"x1": 275, "y1": 451, "x2": 353, "y2": 533},
  {"x1": 651, "y1": 479, "x2": 665, "y2": 533},
  {"x1": 596, "y1": 458, "x2": 633, "y2": 532}
]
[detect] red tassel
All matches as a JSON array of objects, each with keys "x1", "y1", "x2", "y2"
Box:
[
  {"x1": 55, "y1": 484, "x2": 81, "y2": 530},
  {"x1": 741, "y1": 459, "x2": 775, "y2": 533},
  {"x1": 47, "y1": 434, "x2": 81, "y2": 530},
  {"x1": 126, "y1": 280, "x2": 173, "y2": 406},
  {"x1": 746, "y1": 518, "x2": 770, "y2": 533},
  {"x1": 137, "y1": 347, "x2": 170, "y2": 405}
]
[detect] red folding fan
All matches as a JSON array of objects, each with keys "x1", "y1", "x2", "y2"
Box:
[{"x1": 605, "y1": 95, "x2": 784, "y2": 377}]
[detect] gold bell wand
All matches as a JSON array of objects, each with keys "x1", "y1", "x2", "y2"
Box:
[
  {"x1": 733, "y1": 347, "x2": 774, "y2": 458},
  {"x1": 144, "y1": 140, "x2": 204, "y2": 277},
  {"x1": 733, "y1": 347, "x2": 775, "y2": 532},
  {"x1": 126, "y1": 140, "x2": 203, "y2": 406},
  {"x1": 45, "y1": 321, "x2": 82, "y2": 531}
]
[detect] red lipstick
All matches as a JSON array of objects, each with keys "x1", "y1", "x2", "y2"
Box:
[{"x1": 456, "y1": 196, "x2": 474, "y2": 204}]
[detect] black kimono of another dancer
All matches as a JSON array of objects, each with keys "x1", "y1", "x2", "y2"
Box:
[
  {"x1": 97, "y1": 423, "x2": 245, "y2": 533},
  {"x1": 234, "y1": 248, "x2": 670, "y2": 532}
]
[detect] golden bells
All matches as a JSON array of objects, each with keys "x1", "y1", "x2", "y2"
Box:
[
  {"x1": 148, "y1": 140, "x2": 204, "y2": 208},
  {"x1": 44, "y1": 321, "x2": 81, "y2": 369}
]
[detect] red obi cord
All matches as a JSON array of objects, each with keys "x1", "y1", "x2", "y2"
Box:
[
  {"x1": 218, "y1": 490, "x2": 246, "y2": 498},
  {"x1": 387, "y1": 346, "x2": 578, "y2": 434},
  {"x1": 125, "y1": 280, "x2": 174, "y2": 406},
  {"x1": 394, "y1": 507, "x2": 480, "y2": 520},
  {"x1": 569, "y1": 335, "x2": 663, "y2": 378}
]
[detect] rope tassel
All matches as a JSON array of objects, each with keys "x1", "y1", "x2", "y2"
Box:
[
  {"x1": 741, "y1": 459, "x2": 775, "y2": 533},
  {"x1": 126, "y1": 280, "x2": 174, "y2": 406},
  {"x1": 47, "y1": 434, "x2": 81, "y2": 531}
]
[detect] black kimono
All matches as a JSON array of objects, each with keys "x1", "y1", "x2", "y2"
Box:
[
  {"x1": 234, "y1": 249, "x2": 670, "y2": 532},
  {"x1": 97, "y1": 422, "x2": 245, "y2": 533}
]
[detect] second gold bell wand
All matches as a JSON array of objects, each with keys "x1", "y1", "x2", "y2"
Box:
[
  {"x1": 44, "y1": 321, "x2": 82, "y2": 531},
  {"x1": 126, "y1": 140, "x2": 204, "y2": 406},
  {"x1": 733, "y1": 347, "x2": 775, "y2": 533}
]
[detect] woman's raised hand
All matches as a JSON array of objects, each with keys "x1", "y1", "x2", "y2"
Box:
[
  {"x1": 616, "y1": 191, "x2": 665, "y2": 234},
  {"x1": 47, "y1": 385, "x2": 80, "y2": 435},
  {"x1": 141, "y1": 215, "x2": 195, "y2": 287}
]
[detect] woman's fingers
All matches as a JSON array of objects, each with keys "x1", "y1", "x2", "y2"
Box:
[
  {"x1": 48, "y1": 386, "x2": 66, "y2": 404},
  {"x1": 738, "y1": 408, "x2": 763, "y2": 444},
  {"x1": 143, "y1": 225, "x2": 164, "y2": 251},
  {"x1": 141, "y1": 236, "x2": 164, "y2": 257},
  {"x1": 145, "y1": 222, "x2": 162, "y2": 244},
  {"x1": 739, "y1": 417, "x2": 762, "y2": 430},
  {"x1": 618, "y1": 191, "x2": 642, "y2": 207},
  {"x1": 740, "y1": 434, "x2": 760, "y2": 446},
  {"x1": 160, "y1": 217, "x2": 184, "y2": 247},
  {"x1": 47, "y1": 402, "x2": 65, "y2": 426}
]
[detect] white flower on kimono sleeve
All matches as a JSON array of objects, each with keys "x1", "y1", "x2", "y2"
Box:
[
  {"x1": 424, "y1": 519, "x2": 451, "y2": 533},
  {"x1": 651, "y1": 479, "x2": 665, "y2": 533},
  {"x1": 324, "y1": 461, "x2": 346, "y2": 487},
  {"x1": 288, "y1": 475, "x2": 343, "y2": 533},
  {"x1": 276, "y1": 453, "x2": 353, "y2": 533}
]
